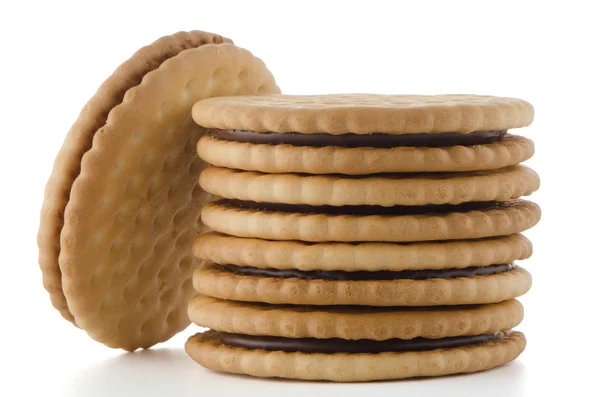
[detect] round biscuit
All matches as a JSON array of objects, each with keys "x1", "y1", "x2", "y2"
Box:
[
  {"x1": 43, "y1": 39, "x2": 280, "y2": 350},
  {"x1": 38, "y1": 31, "x2": 232, "y2": 324},
  {"x1": 197, "y1": 134, "x2": 534, "y2": 174},
  {"x1": 200, "y1": 165, "x2": 540, "y2": 206},
  {"x1": 189, "y1": 295, "x2": 524, "y2": 340},
  {"x1": 201, "y1": 199, "x2": 541, "y2": 242},
  {"x1": 194, "y1": 264, "x2": 531, "y2": 306},
  {"x1": 193, "y1": 233, "x2": 533, "y2": 271},
  {"x1": 185, "y1": 330, "x2": 526, "y2": 382},
  {"x1": 192, "y1": 94, "x2": 534, "y2": 134}
]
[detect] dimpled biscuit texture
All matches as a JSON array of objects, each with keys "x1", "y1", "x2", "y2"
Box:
[
  {"x1": 194, "y1": 264, "x2": 531, "y2": 306},
  {"x1": 193, "y1": 233, "x2": 533, "y2": 271},
  {"x1": 196, "y1": 134, "x2": 535, "y2": 174},
  {"x1": 199, "y1": 165, "x2": 540, "y2": 206},
  {"x1": 201, "y1": 199, "x2": 541, "y2": 242},
  {"x1": 186, "y1": 330, "x2": 526, "y2": 382},
  {"x1": 188, "y1": 295, "x2": 524, "y2": 340},
  {"x1": 192, "y1": 94, "x2": 534, "y2": 134},
  {"x1": 38, "y1": 31, "x2": 232, "y2": 324},
  {"x1": 58, "y1": 44, "x2": 280, "y2": 350}
]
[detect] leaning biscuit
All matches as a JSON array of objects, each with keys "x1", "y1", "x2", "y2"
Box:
[
  {"x1": 189, "y1": 295, "x2": 524, "y2": 340},
  {"x1": 38, "y1": 33, "x2": 280, "y2": 350},
  {"x1": 185, "y1": 330, "x2": 526, "y2": 382},
  {"x1": 193, "y1": 233, "x2": 533, "y2": 271},
  {"x1": 201, "y1": 199, "x2": 541, "y2": 242},
  {"x1": 196, "y1": 134, "x2": 534, "y2": 174},
  {"x1": 38, "y1": 31, "x2": 232, "y2": 324},
  {"x1": 194, "y1": 264, "x2": 531, "y2": 306},
  {"x1": 199, "y1": 165, "x2": 540, "y2": 206}
]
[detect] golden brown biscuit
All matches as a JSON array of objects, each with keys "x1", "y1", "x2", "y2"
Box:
[
  {"x1": 199, "y1": 165, "x2": 539, "y2": 206},
  {"x1": 189, "y1": 295, "x2": 524, "y2": 340},
  {"x1": 196, "y1": 134, "x2": 534, "y2": 174},
  {"x1": 193, "y1": 232, "x2": 533, "y2": 271},
  {"x1": 38, "y1": 33, "x2": 280, "y2": 350},
  {"x1": 185, "y1": 330, "x2": 526, "y2": 382},
  {"x1": 38, "y1": 31, "x2": 232, "y2": 324},
  {"x1": 193, "y1": 264, "x2": 531, "y2": 306},
  {"x1": 192, "y1": 94, "x2": 534, "y2": 134},
  {"x1": 201, "y1": 199, "x2": 541, "y2": 242}
]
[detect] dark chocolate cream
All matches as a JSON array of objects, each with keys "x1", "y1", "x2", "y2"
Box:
[
  {"x1": 219, "y1": 332, "x2": 500, "y2": 354},
  {"x1": 223, "y1": 263, "x2": 515, "y2": 281},
  {"x1": 218, "y1": 199, "x2": 506, "y2": 216},
  {"x1": 209, "y1": 129, "x2": 507, "y2": 148}
]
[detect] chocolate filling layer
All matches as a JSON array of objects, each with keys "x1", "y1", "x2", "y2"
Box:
[
  {"x1": 223, "y1": 263, "x2": 515, "y2": 281},
  {"x1": 219, "y1": 199, "x2": 505, "y2": 216},
  {"x1": 209, "y1": 129, "x2": 507, "y2": 148},
  {"x1": 219, "y1": 332, "x2": 499, "y2": 353}
]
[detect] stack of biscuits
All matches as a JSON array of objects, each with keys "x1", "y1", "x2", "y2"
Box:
[{"x1": 185, "y1": 94, "x2": 541, "y2": 381}]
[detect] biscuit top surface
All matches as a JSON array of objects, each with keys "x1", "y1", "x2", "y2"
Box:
[{"x1": 192, "y1": 94, "x2": 533, "y2": 134}]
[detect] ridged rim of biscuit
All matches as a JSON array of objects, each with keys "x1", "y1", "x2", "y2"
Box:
[
  {"x1": 189, "y1": 295, "x2": 524, "y2": 340},
  {"x1": 193, "y1": 233, "x2": 533, "y2": 271},
  {"x1": 48, "y1": 43, "x2": 280, "y2": 351},
  {"x1": 200, "y1": 165, "x2": 540, "y2": 206},
  {"x1": 37, "y1": 31, "x2": 232, "y2": 325},
  {"x1": 185, "y1": 330, "x2": 526, "y2": 382},
  {"x1": 192, "y1": 94, "x2": 534, "y2": 134},
  {"x1": 201, "y1": 199, "x2": 541, "y2": 242},
  {"x1": 193, "y1": 265, "x2": 531, "y2": 306},
  {"x1": 197, "y1": 134, "x2": 535, "y2": 174}
]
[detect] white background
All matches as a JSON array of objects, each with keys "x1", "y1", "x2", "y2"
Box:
[{"x1": 1, "y1": 1, "x2": 598, "y2": 396}]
